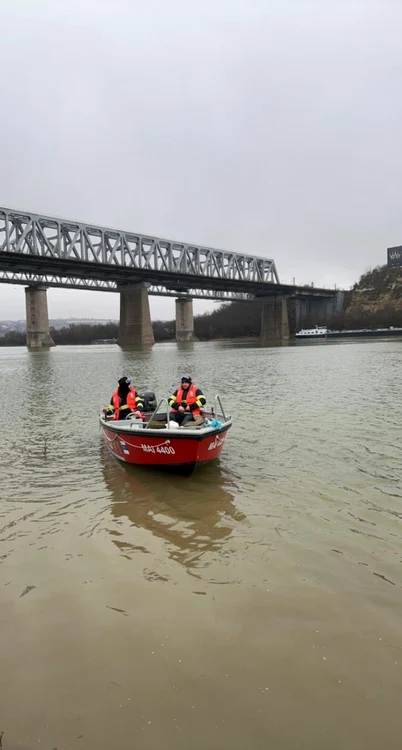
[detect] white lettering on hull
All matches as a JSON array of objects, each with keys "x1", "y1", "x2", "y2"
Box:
[{"x1": 207, "y1": 434, "x2": 226, "y2": 451}]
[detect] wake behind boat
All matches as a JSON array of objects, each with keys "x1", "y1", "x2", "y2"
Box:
[{"x1": 99, "y1": 395, "x2": 232, "y2": 474}]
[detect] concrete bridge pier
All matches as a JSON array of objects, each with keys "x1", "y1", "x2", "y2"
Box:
[
  {"x1": 118, "y1": 284, "x2": 155, "y2": 347},
  {"x1": 175, "y1": 297, "x2": 198, "y2": 342},
  {"x1": 260, "y1": 296, "x2": 289, "y2": 344},
  {"x1": 291, "y1": 289, "x2": 345, "y2": 331},
  {"x1": 25, "y1": 286, "x2": 55, "y2": 349}
]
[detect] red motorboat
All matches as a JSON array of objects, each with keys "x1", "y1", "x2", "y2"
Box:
[{"x1": 99, "y1": 396, "x2": 232, "y2": 474}]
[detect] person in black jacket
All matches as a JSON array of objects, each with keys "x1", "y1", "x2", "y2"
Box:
[
  {"x1": 168, "y1": 375, "x2": 206, "y2": 426},
  {"x1": 107, "y1": 377, "x2": 144, "y2": 420}
]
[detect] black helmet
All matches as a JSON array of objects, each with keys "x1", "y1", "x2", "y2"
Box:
[{"x1": 118, "y1": 376, "x2": 131, "y2": 387}]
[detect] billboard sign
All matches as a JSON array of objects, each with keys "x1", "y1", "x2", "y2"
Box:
[{"x1": 387, "y1": 246, "x2": 402, "y2": 267}]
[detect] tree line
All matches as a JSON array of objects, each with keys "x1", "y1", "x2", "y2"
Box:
[
  {"x1": 1, "y1": 266, "x2": 402, "y2": 346},
  {"x1": 0, "y1": 302, "x2": 263, "y2": 346}
]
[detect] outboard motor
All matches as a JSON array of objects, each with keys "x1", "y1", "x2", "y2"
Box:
[{"x1": 141, "y1": 391, "x2": 157, "y2": 412}]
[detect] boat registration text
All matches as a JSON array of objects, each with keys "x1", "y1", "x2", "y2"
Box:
[{"x1": 141, "y1": 444, "x2": 176, "y2": 455}]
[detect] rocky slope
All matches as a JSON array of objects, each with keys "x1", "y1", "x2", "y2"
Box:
[{"x1": 344, "y1": 266, "x2": 402, "y2": 328}]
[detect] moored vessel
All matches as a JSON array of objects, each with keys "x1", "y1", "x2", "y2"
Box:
[{"x1": 295, "y1": 326, "x2": 402, "y2": 339}]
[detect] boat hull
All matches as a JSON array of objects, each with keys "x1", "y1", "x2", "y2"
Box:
[{"x1": 100, "y1": 418, "x2": 231, "y2": 472}]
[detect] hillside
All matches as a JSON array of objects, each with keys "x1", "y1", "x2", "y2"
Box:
[{"x1": 344, "y1": 265, "x2": 402, "y2": 328}]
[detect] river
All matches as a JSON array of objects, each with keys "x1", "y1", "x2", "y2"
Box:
[{"x1": 1, "y1": 339, "x2": 402, "y2": 749}]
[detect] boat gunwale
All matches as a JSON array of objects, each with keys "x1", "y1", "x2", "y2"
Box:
[{"x1": 99, "y1": 414, "x2": 232, "y2": 441}]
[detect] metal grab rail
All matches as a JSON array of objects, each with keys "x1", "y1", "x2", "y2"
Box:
[
  {"x1": 145, "y1": 397, "x2": 170, "y2": 428},
  {"x1": 144, "y1": 394, "x2": 229, "y2": 428},
  {"x1": 213, "y1": 395, "x2": 227, "y2": 422}
]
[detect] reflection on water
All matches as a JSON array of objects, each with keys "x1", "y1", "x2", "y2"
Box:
[
  {"x1": 103, "y1": 446, "x2": 245, "y2": 573},
  {"x1": 1, "y1": 340, "x2": 402, "y2": 750}
]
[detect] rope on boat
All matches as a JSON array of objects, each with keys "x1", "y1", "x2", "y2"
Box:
[
  {"x1": 102, "y1": 429, "x2": 172, "y2": 450},
  {"x1": 129, "y1": 439, "x2": 172, "y2": 450},
  {"x1": 102, "y1": 431, "x2": 119, "y2": 444}
]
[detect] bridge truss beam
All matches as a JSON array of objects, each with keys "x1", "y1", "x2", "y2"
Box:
[
  {"x1": 0, "y1": 270, "x2": 254, "y2": 302},
  {"x1": 0, "y1": 207, "x2": 279, "y2": 289}
]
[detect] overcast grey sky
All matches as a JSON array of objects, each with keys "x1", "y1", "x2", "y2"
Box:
[{"x1": 1, "y1": 0, "x2": 401, "y2": 321}]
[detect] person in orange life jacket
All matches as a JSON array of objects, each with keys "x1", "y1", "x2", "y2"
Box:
[
  {"x1": 168, "y1": 376, "x2": 206, "y2": 426},
  {"x1": 107, "y1": 377, "x2": 144, "y2": 420}
]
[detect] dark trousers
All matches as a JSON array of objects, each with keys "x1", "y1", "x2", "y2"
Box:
[{"x1": 170, "y1": 411, "x2": 195, "y2": 426}]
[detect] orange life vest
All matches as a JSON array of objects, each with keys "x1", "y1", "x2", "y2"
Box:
[
  {"x1": 111, "y1": 388, "x2": 140, "y2": 420},
  {"x1": 127, "y1": 390, "x2": 138, "y2": 411},
  {"x1": 172, "y1": 383, "x2": 201, "y2": 416}
]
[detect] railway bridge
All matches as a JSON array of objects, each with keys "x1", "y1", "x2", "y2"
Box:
[{"x1": 0, "y1": 207, "x2": 339, "y2": 348}]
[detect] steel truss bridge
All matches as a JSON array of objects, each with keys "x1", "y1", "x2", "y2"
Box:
[{"x1": 0, "y1": 207, "x2": 334, "y2": 301}]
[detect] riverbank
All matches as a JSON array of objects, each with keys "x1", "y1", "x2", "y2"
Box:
[{"x1": 3, "y1": 330, "x2": 402, "y2": 347}]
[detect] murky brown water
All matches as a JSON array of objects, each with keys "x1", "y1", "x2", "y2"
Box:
[{"x1": 1, "y1": 339, "x2": 402, "y2": 750}]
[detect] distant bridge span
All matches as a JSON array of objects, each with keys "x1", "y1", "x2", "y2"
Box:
[{"x1": 0, "y1": 206, "x2": 338, "y2": 347}]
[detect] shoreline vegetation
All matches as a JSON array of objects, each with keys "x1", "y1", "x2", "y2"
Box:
[{"x1": 1, "y1": 265, "x2": 401, "y2": 347}]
